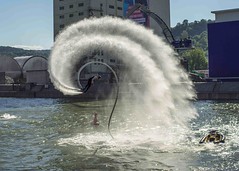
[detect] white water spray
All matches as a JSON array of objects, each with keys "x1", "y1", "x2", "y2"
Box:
[{"x1": 49, "y1": 16, "x2": 197, "y2": 142}]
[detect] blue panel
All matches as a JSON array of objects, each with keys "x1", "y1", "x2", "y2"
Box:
[{"x1": 208, "y1": 20, "x2": 239, "y2": 78}]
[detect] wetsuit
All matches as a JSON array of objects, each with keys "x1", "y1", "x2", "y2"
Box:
[{"x1": 83, "y1": 75, "x2": 101, "y2": 93}]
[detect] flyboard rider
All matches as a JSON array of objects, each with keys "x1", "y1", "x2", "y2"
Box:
[
  {"x1": 92, "y1": 112, "x2": 99, "y2": 126},
  {"x1": 83, "y1": 75, "x2": 101, "y2": 126},
  {"x1": 82, "y1": 74, "x2": 101, "y2": 126},
  {"x1": 83, "y1": 74, "x2": 101, "y2": 93}
]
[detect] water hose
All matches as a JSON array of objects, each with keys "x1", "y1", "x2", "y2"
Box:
[
  {"x1": 107, "y1": 74, "x2": 119, "y2": 139},
  {"x1": 78, "y1": 61, "x2": 119, "y2": 138}
]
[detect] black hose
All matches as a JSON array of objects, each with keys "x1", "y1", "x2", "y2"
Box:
[
  {"x1": 77, "y1": 61, "x2": 119, "y2": 138},
  {"x1": 107, "y1": 80, "x2": 119, "y2": 139}
]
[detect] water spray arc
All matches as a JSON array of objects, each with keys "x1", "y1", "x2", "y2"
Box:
[
  {"x1": 77, "y1": 61, "x2": 119, "y2": 138},
  {"x1": 49, "y1": 16, "x2": 197, "y2": 141}
]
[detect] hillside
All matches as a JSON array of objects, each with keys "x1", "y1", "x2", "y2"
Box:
[
  {"x1": 171, "y1": 19, "x2": 214, "y2": 52},
  {"x1": 171, "y1": 19, "x2": 214, "y2": 38},
  {"x1": 0, "y1": 19, "x2": 211, "y2": 58},
  {"x1": 0, "y1": 46, "x2": 50, "y2": 58}
]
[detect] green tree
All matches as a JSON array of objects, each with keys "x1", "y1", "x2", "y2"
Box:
[
  {"x1": 171, "y1": 19, "x2": 214, "y2": 55},
  {"x1": 181, "y1": 48, "x2": 208, "y2": 71},
  {"x1": 192, "y1": 31, "x2": 208, "y2": 52},
  {"x1": 171, "y1": 19, "x2": 211, "y2": 39}
]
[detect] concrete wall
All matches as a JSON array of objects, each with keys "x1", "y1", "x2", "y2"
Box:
[
  {"x1": 148, "y1": 0, "x2": 170, "y2": 36},
  {"x1": 0, "y1": 72, "x2": 5, "y2": 84},
  {"x1": 26, "y1": 71, "x2": 49, "y2": 85},
  {"x1": 195, "y1": 82, "x2": 239, "y2": 100}
]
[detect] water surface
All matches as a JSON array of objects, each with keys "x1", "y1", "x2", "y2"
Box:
[{"x1": 0, "y1": 98, "x2": 239, "y2": 170}]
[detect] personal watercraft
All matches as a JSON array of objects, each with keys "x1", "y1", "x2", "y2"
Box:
[{"x1": 199, "y1": 130, "x2": 225, "y2": 144}]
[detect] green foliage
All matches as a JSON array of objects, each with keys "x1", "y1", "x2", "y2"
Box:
[
  {"x1": 172, "y1": 19, "x2": 213, "y2": 39},
  {"x1": 172, "y1": 19, "x2": 213, "y2": 70},
  {"x1": 192, "y1": 31, "x2": 208, "y2": 52},
  {"x1": 181, "y1": 48, "x2": 208, "y2": 71},
  {"x1": 172, "y1": 19, "x2": 214, "y2": 56}
]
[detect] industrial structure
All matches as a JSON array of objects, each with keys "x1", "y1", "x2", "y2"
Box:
[
  {"x1": 0, "y1": 55, "x2": 51, "y2": 98},
  {"x1": 0, "y1": 56, "x2": 49, "y2": 85},
  {"x1": 208, "y1": 8, "x2": 239, "y2": 79}
]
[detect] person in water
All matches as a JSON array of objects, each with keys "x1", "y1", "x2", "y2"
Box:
[
  {"x1": 199, "y1": 130, "x2": 225, "y2": 144},
  {"x1": 92, "y1": 112, "x2": 99, "y2": 126},
  {"x1": 83, "y1": 74, "x2": 101, "y2": 93}
]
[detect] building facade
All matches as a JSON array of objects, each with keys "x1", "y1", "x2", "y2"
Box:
[
  {"x1": 53, "y1": 0, "x2": 170, "y2": 80},
  {"x1": 54, "y1": 0, "x2": 170, "y2": 39},
  {"x1": 212, "y1": 8, "x2": 239, "y2": 23},
  {"x1": 208, "y1": 8, "x2": 239, "y2": 79}
]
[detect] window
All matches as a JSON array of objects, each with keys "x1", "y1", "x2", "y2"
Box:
[
  {"x1": 59, "y1": 24, "x2": 64, "y2": 29},
  {"x1": 59, "y1": 6, "x2": 64, "y2": 10},
  {"x1": 109, "y1": 5, "x2": 114, "y2": 9},
  {"x1": 78, "y1": 3, "x2": 84, "y2": 7},
  {"x1": 69, "y1": 14, "x2": 74, "y2": 17},
  {"x1": 100, "y1": 3, "x2": 103, "y2": 16},
  {"x1": 78, "y1": 12, "x2": 84, "y2": 16},
  {"x1": 59, "y1": 15, "x2": 64, "y2": 19},
  {"x1": 69, "y1": 5, "x2": 73, "y2": 8},
  {"x1": 59, "y1": 0, "x2": 64, "y2": 1},
  {"x1": 110, "y1": 59, "x2": 116, "y2": 63},
  {"x1": 117, "y1": 7, "x2": 122, "y2": 10},
  {"x1": 117, "y1": 0, "x2": 123, "y2": 1}
]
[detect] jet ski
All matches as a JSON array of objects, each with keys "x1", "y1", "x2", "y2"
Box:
[{"x1": 199, "y1": 130, "x2": 225, "y2": 144}]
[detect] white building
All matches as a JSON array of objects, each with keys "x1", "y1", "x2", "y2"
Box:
[
  {"x1": 53, "y1": 0, "x2": 170, "y2": 79},
  {"x1": 211, "y1": 8, "x2": 239, "y2": 23},
  {"x1": 54, "y1": 0, "x2": 170, "y2": 39}
]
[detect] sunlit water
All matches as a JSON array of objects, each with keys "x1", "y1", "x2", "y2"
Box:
[{"x1": 0, "y1": 98, "x2": 239, "y2": 171}]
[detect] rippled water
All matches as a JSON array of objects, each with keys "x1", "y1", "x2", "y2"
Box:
[{"x1": 0, "y1": 98, "x2": 239, "y2": 171}]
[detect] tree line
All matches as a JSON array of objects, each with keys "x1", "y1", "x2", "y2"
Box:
[
  {"x1": 172, "y1": 19, "x2": 213, "y2": 71},
  {"x1": 0, "y1": 19, "x2": 211, "y2": 72},
  {"x1": 0, "y1": 46, "x2": 50, "y2": 58}
]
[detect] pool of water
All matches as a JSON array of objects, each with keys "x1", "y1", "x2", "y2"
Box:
[{"x1": 0, "y1": 98, "x2": 239, "y2": 170}]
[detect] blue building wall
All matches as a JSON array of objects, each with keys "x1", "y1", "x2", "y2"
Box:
[{"x1": 208, "y1": 20, "x2": 239, "y2": 78}]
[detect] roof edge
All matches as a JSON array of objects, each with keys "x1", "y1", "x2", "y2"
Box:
[{"x1": 212, "y1": 8, "x2": 239, "y2": 14}]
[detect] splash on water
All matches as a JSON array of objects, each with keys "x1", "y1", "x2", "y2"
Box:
[
  {"x1": 0, "y1": 113, "x2": 17, "y2": 120},
  {"x1": 49, "y1": 16, "x2": 197, "y2": 146}
]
